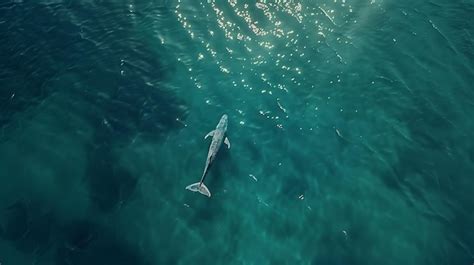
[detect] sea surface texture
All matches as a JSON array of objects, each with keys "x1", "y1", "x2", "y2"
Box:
[{"x1": 1, "y1": 1, "x2": 473, "y2": 265}]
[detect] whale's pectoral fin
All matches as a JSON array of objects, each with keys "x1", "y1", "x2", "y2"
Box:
[
  {"x1": 205, "y1": 130, "x2": 215, "y2": 139},
  {"x1": 224, "y1": 137, "x2": 231, "y2": 149}
]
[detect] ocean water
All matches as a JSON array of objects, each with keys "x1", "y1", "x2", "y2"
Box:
[{"x1": 0, "y1": 0, "x2": 473, "y2": 264}]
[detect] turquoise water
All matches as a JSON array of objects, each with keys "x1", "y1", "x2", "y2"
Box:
[{"x1": 1, "y1": 0, "x2": 473, "y2": 264}]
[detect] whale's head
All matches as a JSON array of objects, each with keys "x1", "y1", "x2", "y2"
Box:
[{"x1": 219, "y1": 114, "x2": 228, "y2": 131}]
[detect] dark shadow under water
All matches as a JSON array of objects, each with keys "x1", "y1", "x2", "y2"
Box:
[
  {"x1": 0, "y1": 2, "x2": 187, "y2": 265},
  {"x1": 0, "y1": 200, "x2": 151, "y2": 265},
  {"x1": 55, "y1": 220, "x2": 149, "y2": 265}
]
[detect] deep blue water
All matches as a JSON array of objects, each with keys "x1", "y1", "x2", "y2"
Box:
[{"x1": 0, "y1": 1, "x2": 473, "y2": 264}]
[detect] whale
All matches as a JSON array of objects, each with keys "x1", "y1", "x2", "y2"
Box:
[{"x1": 185, "y1": 114, "x2": 230, "y2": 197}]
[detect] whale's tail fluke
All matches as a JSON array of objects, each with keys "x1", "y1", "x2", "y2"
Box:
[{"x1": 185, "y1": 182, "x2": 211, "y2": 197}]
